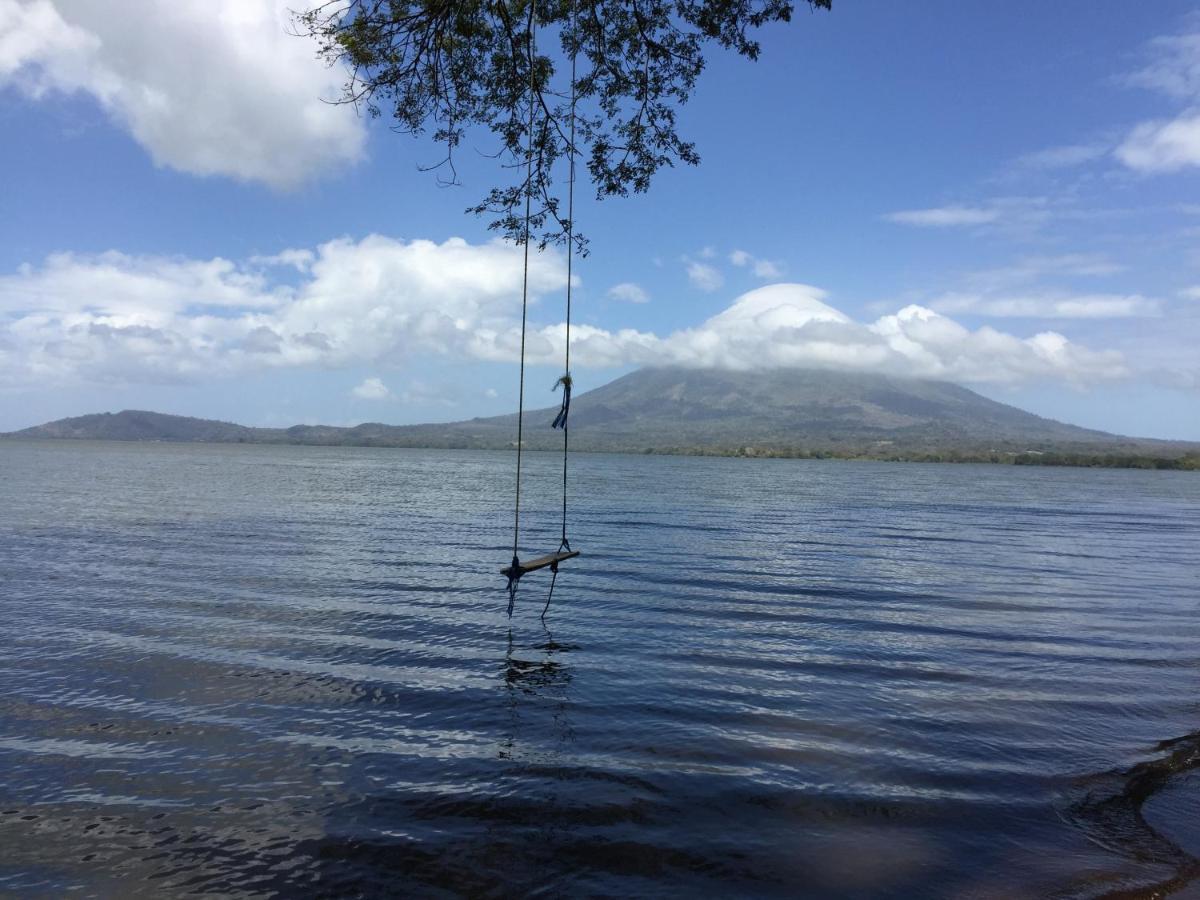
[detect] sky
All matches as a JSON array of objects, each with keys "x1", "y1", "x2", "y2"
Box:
[{"x1": 1, "y1": 0, "x2": 1199, "y2": 439}]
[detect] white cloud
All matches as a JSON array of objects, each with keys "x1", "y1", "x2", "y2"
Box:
[
  {"x1": 0, "y1": 0, "x2": 365, "y2": 188},
  {"x1": 1116, "y1": 24, "x2": 1200, "y2": 174},
  {"x1": 1023, "y1": 254, "x2": 1125, "y2": 278},
  {"x1": 1116, "y1": 110, "x2": 1200, "y2": 173},
  {"x1": 1016, "y1": 143, "x2": 1109, "y2": 169},
  {"x1": 0, "y1": 235, "x2": 567, "y2": 384},
  {"x1": 752, "y1": 259, "x2": 783, "y2": 279},
  {"x1": 1123, "y1": 28, "x2": 1200, "y2": 100},
  {"x1": 250, "y1": 249, "x2": 316, "y2": 272},
  {"x1": 930, "y1": 292, "x2": 1160, "y2": 319},
  {"x1": 0, "y1": 244, "x2": 1131, "y2": 390},
  {"x1": 985, "y1": 255, "x2": 1125, "y2": 283},
  {"x1": 685, "y1": 260, "x2": 723, "y2": 292},
  {"x1": 884, "y1": 206, "x2": 1000, "y2": 227},
  {"x1": 868, "y1": 305, "x2": 1124, "y2": 386},
  {"x1": 947, "y1": 255, "x2": 1126, "y2": 302},
  {"x1": 1, "y1": 250, "x2": 284, "y2": 316},
  {"x1": 1179, "y1": 286, "x2": 1200, "y2": 300},
  {"x1": 730, "y1": 249, "x2": 784, "y2": 279},
  {"x1": 607, "y1": 282, "x2": 649, "y2": 304},
  {"x1": 351, "y1": 377, "x2": 390, "y2": 400},
  {"x1": 885, "y1": 197, "x2": 1078, "y2": 242},
  {"x1": 544, "y1": 286, "x2": 1125, "y2": 386},
  {"x1": 398, "y1": 380, "x2": 458, "y2": 406}
]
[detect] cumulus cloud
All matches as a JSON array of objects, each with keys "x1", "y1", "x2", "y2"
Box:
[
  {"x1": 0, "y1": 0, "x2": 365, "y2": 187},
  {"x1": 2, "y1": 250, "x2": 284, "y2": 316},
  {"x1": 0, "y1": 246, "x2": 1130, "y2": 390},
  {"x1": 0, "y1": 235, "x2": 567, "y2": 385},
  {"x1": 884, "y1": 206, "x2": 999, "y2": 227},
  {"x1": 607, "y1": 282, "x2": 649, "y2": 304},
  {"x1": 351, "y1": 377, "x2": 390, "y2": 400},
  {"x1": 559, "y1": 286, "x2": 1125, "y2": 385}
]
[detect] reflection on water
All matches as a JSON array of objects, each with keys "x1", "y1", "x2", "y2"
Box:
[
  {"x1": 0, "y1": 440, "x2": 1198, "y2": 897},
  {"x1": 501, "y1": 625, "x2": 576, "y2": 761}
]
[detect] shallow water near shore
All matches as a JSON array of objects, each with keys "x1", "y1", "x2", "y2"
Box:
[{"x1": 1, "y1": 440, "x2": 1198, "y2": 898}]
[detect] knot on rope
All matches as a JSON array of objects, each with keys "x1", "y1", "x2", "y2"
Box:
[
  {"x1": 551, "y1": 374, "x2": 571, "y2": 430},
  {"x1": 506, "y1": 554, "x2": 522, "y2": 617},
  {"x1": 540, "y1": 537, "x2": 572, "y2": 620}
]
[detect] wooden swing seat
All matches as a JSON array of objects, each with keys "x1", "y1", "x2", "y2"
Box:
[{"x1": 501, "y1": 549, "x2": 580, "y2": 578}]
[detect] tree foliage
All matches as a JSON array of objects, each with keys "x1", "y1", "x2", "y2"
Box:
[{"x1": 297, "y1": 0, "x2": 831, "y2": 249}]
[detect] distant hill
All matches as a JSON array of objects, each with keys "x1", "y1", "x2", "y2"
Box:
[
  {"x1": 5, "y1": 368, "x2": 1198, "y2": 464},
  {"x1": 9, "y1": 410, "x2": 262, "y2": 443}
]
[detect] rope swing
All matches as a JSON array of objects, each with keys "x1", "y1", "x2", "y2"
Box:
[{"x1": 502, "y1": 0, "x2": 581, "y2": 618}]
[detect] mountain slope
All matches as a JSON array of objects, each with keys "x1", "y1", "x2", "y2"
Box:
[
  {"x1": 4, "y1": 368, "x2": 1192, "y2": 458},
  {"x1": 363, "y1": 368, "x2": 1140, "y2": 453}
]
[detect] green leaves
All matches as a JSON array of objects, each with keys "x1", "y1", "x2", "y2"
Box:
[{"x1": 298, "y1": 0, "x2": 830, "y2": 248}]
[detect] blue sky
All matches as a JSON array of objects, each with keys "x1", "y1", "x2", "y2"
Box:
[{"x1": 1, "y1": 0, "x2": 1199, "y2": 439}]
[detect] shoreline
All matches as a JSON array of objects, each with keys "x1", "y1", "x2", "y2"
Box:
[{"x1": 5, "y1": 436, "x2": 1198, "y2": 470}]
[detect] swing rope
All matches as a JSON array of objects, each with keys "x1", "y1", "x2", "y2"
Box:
[
  {"x1": 555, "y1": 0, "x2": 578, "y2": 554},
  {"x1": 542, "y1": 0, "x2": 579, "y2": 621},
  {"x1": 507, "y1": 0, "x2": 538, "y2": 613},
  {"x1": 509, "y1": 0, "x2": 580, "y2": 619}
]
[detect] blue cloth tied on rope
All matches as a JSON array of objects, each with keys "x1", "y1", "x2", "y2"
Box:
[{"x1": 551, "y1": 378, "x2": 571, "y2": 430}]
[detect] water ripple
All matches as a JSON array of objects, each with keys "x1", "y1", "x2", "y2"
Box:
[{"x1": 1, "y1": 442, "x2": 1198, "y2": 897}]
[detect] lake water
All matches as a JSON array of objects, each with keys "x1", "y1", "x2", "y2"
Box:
[{"x1": 1, "y1": 440, "x2": 1198, "y2": 898}]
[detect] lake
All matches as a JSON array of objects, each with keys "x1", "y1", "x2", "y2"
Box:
[{"x1": 1, "y1": 440, "x2": 1198, "y2": 898}]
